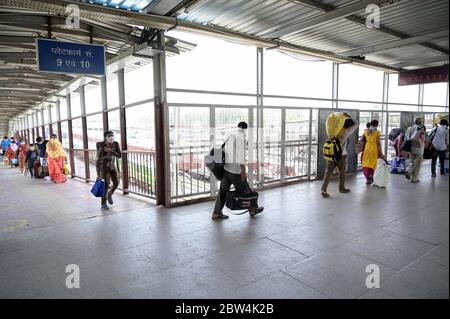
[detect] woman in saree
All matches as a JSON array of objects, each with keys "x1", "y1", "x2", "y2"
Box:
[
  {"x1": 18, "y1": 139, "x2": 29, "y2": 172},
  {"x1": 5, "y1": 139, "x2": 18, "y2": 167},
  {"x1": 46, "y1": 134, "x2": 67, "y2": 183}
]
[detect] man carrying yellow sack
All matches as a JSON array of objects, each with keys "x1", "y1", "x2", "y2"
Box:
[{"x1": 321, "y1": 112, "x2": 359, "y2": 198}]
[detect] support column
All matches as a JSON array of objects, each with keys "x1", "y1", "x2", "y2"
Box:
[
  {"x1": 56, "y1": 99, "x2": 62, "y2": 141},
  {"x1": 80, "y1": 86, "x2": 90, "y2": 181},
  {"x1": 280, "y1": 108, "x2": 286, "y2": 183},
  {"x1": 209, "y1": 105, "x2": 217, "y2": 196},
  {"x1": 41, "y1": 109, "x2": 45, "y2": 138},
  {"x1": 332, "y1": 62, "x2": 339, "y2": 109},
  {"x1": 256, "y1": 47, "x2": 264, "y2": 187},
  {"x1": 101, "y1": 75, "x2": 109, "y2": 131},
  {"x1": 48, "y1": 104, "x2": 53, "y2": 136},
  {"x1": 153, "y1": 31, "x2": 170, "y2": 207},
  {"x1": 67, "y1": 93, "x2": 75, "y2": 177},
  {"x1": 118, "y1": 68, "x2": 129, "y2": 194},
  {"x1": 418, "y1": 84, "x2": 424, "y2": 112},
  {"x1": 382, "y1": 72, "x2": 389, "y2": 155}
]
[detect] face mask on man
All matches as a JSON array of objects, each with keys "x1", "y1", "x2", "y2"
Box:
[{"x1": 106, "y1": 136, "x2": 114, "y2": 143}]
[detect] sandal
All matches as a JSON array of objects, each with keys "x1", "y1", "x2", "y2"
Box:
[{"x1": 321, "y1": 191, "x2": 330, "y2": 198}]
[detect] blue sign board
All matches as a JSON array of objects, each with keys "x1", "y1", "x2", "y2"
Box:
[{"x1": 36, "y1": 39, "x2": 105, "y2": 76}]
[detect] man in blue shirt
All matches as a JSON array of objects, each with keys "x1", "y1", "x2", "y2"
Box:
[{"x1": 1, "y1": 136, "x2": 11, "y2": 156}]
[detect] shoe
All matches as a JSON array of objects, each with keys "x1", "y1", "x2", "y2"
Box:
[
  {"x1": 321, "y1": 191, "x2": 330, "y2": 198},
  {"x1": 107, "y1": 195, "x2": 114, "y2": 205},
  {"x1": 339, "y1": 188, "x2": 351, "y2": 193},
  {"x1": 405, "y1": 172, "x2": 411, "y2": 180},
  {"x1": 101, "y1": 204, "x2": 109, "y2": 211},
  {"x1": 366, "y1": 180, "x2": 373, "y2": 185},
  {"x1": 431, "y1": 173, "x2": 437, "y2": 177},
  {"x1": 250, "y1": 207, "x2": 264, "y2": 216},
  {"x1": 212, "y1": 214, "x2": 229, "y2": 220},
  {"x1": 411, "y1": 180, "x2": 420, "y2": 183}
]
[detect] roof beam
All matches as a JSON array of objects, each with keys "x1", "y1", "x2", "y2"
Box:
[
  {"x1": 0, "y1": 80, "x2": 59, "y2": 90},
  {"x1": 263, "y1": 0, "x2": 393, "y2": 39},
  {"x1": 390, "y1": 55, "x2": 449, "y2": 68},
  {"x1": 340, "y1": 29, "x2": 450, "y2": 56}
]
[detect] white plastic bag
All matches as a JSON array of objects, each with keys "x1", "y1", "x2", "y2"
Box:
[{"x1": 373, "y1": 159, "x2": 390, "y2": 188}]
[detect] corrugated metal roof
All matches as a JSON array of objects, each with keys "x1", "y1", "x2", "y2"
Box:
[{"x1": 78, "y1": 0, "x2": 153, "y2": 12}]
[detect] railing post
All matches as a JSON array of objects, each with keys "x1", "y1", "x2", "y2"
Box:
[
  {"x1": 118, "y1": 68, "x2": 129, "y2": 194},
  {"x1": 67, "y1": 93, "x2": 75, "y2": 177},
  {"x1": 308, "y1": 108, "x2": 313, "y2": 180},
  {"x1": 80, "y1": 85, "x2": 90, "y2": 181}
]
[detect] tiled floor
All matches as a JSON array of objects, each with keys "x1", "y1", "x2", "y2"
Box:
[{"x1": 0, "y1": 160, "x2": 448, "y2": 299}]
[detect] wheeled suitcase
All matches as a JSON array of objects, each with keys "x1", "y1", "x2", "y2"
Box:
[{"x1": 34, "y1": 159, "x2": 43, "y2": 179}]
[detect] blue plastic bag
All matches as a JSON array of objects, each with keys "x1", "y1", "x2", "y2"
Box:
[{"x1": 91, "y1": 179, "x2": 105, "y2": 197}]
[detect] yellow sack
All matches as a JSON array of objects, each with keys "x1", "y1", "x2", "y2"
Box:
[
  {"x1": 326, "y1": 112, "x2": 347, "y2": 139},
  {"x1": 63, "y1": 163, "x2": 70, "y2": 176}
]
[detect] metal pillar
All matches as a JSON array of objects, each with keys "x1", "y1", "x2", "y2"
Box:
[
  {"x1": 80, "y1": 86, "x2": 90, "y2": 181},
  {"x1": 153, "y1": 31, "x2": 170, "y2": 207},
  {"x1": 118, "y1": 68, "x2": 129, "y2": 194},
  {"x1": 280, "y1": 108, "x2": 286, "y2": 183},
  {"x1": 332, "y1": 62, "x2": 339, "y2": 109},
  {"x1": 67, "y1": 93, "x2": 75, "y2": 176},
  {"x1": 48, "y1": 104, "x2": 53, "y2": 136},
  {"x1": 418, "y1": 84, "x2": 424, "y2": 112},
  {"x1": 100, "y1": 75, "x2": 109, "y2": 131},
  {"x1": 382, "y1": 72, "x2": 390, "y2": 155},
  {"x1": 56, "y1": 99, "x2": 62, "y2": 141},
  {"x1": 41, "y1": 109, "x2": 45, "y2": 138},
  {"x1": 256, "y1": 47, "x2": 264, "y2": 187},
  {"x1": 446, "y1": 82, "x2": 449, "y2": 112},
  {"x1": 209, "y1": 105, "x2": 217, "y2": 196}
]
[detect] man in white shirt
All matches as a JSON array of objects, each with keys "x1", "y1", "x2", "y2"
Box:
[
  {"x1": 212, "y1": 122, "x2": 264, "y2": 220},
  {"x1": 321, "y1": 113, "x2": 359, "y2": 198},
  {"x1": 431, "y1": 119, "x2": 449, "y2": 177}
]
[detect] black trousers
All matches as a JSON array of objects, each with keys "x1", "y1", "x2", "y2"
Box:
[
  {"x1": 99, "y1": 168, "x2": 120, "y2": 205},
  {"x1": 213, "y1": 170, "x2": 254, "y2": 216},
  {"x1": 431, "y1": 150, "x2": 447, "y2": 175}
]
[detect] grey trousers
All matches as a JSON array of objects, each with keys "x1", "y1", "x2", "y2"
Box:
[{"x1": 407, "y1": 152, "x2": 423, "y2": 181}]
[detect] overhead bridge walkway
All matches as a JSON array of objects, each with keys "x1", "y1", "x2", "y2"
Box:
[{"x1": 0, "y1": 162, "x2": 448, "y2": 299}]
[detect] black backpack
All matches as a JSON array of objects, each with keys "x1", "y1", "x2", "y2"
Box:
[
  {"x1": 388, "y1": 128, "x2": 404, "y2": 142},
  {"x1": 205, "y1": 141, "x2": 227, "y2": 181}
]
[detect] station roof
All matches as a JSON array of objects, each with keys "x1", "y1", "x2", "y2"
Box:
[{"x1": 0, "y1": 0, "x2": 448, "y2": 135}]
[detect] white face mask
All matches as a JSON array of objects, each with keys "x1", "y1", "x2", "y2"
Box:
[{"x1": 106, "y1": 136, "x2": 114, "y2": 143}]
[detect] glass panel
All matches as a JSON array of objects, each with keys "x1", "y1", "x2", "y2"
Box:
[
  {"x1": 50, "y1": 105, "x2": 57, "y2": 123},
  {"x1": 166, "y1": 30, "x2": 256, "y2": 94},
  {"x1": 264, "y1": 50, "x2": 332, "y2": 99},
  {"x1": 126, "y1": 103, "x2": 155, "y2": 150},
  {"x1": 107, "y1": 73, "x2": 119, "y2": 109},
  {"x1": 61, "y1": 121, "x2": 69, "y2": 149},
  {"x1": 107, "y1": 110, "x2": 121, "y2": 143},
  {"x1": 285, "y1": 109, "x2": 311, "y2": 179},
  {"x1": 70, "y1": 91, "x2": 81, "y2": 118},
  {"x1": 389, "y1": 74, "x2": 419, "y2": 105},
  {"x1": 263, "y1": 109, "x2": 282, "y2": 183},
  {"x1": 423, "y1": 82, "x2": 448, "y2": 106},
  {"x1": 72, "y1": 118, "x2": 85, "y2": 179},
  {"x1": 169, "y1": 106, "x2": 210, "y2": 200},
  {"x1": 85, "y1": 80, "x2": 102, "y2": 114},
  {"x1": 86, "y1": 114, "x2": 103, "y2": 149},
  {"x1": 339, "y1": 64, "x2": 384, "y2": 102},
  {"x1": 125, "y1": 64, "x2": 154, "y2": 104},
  {"x1": 59, "y1": 98, "x2": 68, "y2": 120},
  {"x1": 43, "y1": 107, "x2": 49, "y2": 124}
]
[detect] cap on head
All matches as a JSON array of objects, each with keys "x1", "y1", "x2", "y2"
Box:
[{"x1": 237, "y1": 121, "x2": 248, "y2": 129}]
